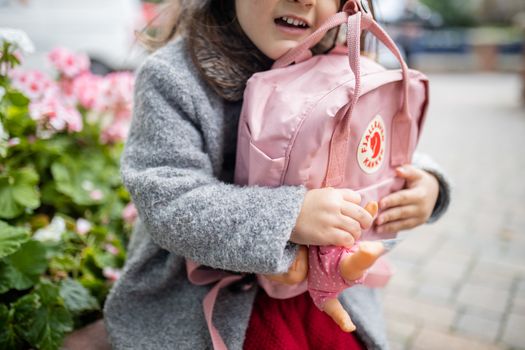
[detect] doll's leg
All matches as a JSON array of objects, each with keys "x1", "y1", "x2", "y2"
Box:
[
  {"x1": 263, "y1": 245, "x2": 308, "y2": 285},
  {"x1": 323, "y1": 298, "x2": 356, "y2": 332},
  {"x1": 339, "y1": 241, "x2": 384, "y2": 282},
  {"x1": 340, "y1": 201, "x2": 383, "y2": 281}
]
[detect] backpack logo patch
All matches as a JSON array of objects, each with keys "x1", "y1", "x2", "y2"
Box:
[{"x1": 357, "y1": 115, "x2": 386, "y2": 174}]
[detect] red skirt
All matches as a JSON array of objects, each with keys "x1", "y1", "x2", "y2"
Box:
[{"x1": 243, "y1": 289, "x2": 365, "y2": 350}]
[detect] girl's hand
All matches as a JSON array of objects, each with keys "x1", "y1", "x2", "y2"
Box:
[
  {"x1": 376, "y1": 165, "x2": 439, "y2": 234},
  {"x1": 291, "y1": 188, "x2": 374, "y2": 248}
]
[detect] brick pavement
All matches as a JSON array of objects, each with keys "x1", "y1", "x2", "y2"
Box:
[{"x1": 381, "y1": 73, "x2": 525, "y2": 350}]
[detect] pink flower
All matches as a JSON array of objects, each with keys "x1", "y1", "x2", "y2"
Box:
[
  {"x1": 48, "y1": 47, "x2": 90, "y2": 79},
  {"x1": 75, "y1": 218, "x2": 92, "y2": 235},
  {"x1": 10, "y1": 69, "x2": 56, "y2": 100},
  {"x1": 100, "y1": 118, "x2": 130, "y2": 144},
  {"x1": 29, "y1": 92, "x2": 83, "y2": 133},
  {"x1": 102, "y1": 267, "x2": 122, "y2": 282},
  {"x1": 97, "y1": 72, "x2": 134, "y2": 113},
  {"x1": 89, "y1": 189, "x2": 104, "y2": 201},
  {"x1": 104, "y1": 244, "x2": 119, "y2": 256},
  {"x1": 72, "y1": 73, "x2": 103, "y2": 110},
  {"x1": 122, "y1": 202, "x2": 138, "y2": 224}
]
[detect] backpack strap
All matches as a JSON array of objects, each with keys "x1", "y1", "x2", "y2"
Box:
[{"x1": 324, "y1": 12, "x2": 414, "y2": 187}]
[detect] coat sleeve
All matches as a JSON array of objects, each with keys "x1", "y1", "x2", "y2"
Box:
[
  {"x1": 412, "y1": 152, "x2": 452, "y2": 223},
  {"x1": 121, "y1": 57, "x2": 306, "y2": 274}
]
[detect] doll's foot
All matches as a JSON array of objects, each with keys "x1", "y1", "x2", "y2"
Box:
[
  {"x1": 263, "y1": 245, "x2": 308, "y2": 285},
  {"x1": 323, "y1": 298, "x2": 356, "y2": 332},
  {"x1": 364, "y1": 201, "x2": 379, "y2": 218},
  {"x1": 339, "y1": 241, "x2": 384, "y2": 282}
]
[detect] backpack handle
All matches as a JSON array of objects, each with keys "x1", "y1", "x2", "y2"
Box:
[{"x1": 323, "y1": 12, "x2": 414, "y2": 187}]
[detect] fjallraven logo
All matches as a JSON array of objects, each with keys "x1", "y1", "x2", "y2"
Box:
[{"x1": 357, "y1": 115, "x2": 386, "y2": 174}]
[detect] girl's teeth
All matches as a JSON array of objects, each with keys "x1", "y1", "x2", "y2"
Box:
[{"x1": 280, "y1": 16, "x2": 307, "y2": 27}]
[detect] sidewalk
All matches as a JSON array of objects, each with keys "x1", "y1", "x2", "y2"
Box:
[{"x1": 382, "y1": 73, "x2": 525, "y2": 350}]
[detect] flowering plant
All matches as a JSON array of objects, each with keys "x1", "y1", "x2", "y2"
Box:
[{"x1": 0, "y1": 29, "x2": 136, "y2": 350}]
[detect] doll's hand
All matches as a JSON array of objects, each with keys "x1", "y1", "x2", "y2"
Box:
[
  {"x1": 264, "y1": 245, "x2": 308, "y2": 285},
  {"x1": 292, "y1": 188, "x2": 374, "y2": 248},
  {"x1": 376, "y1": 165, "x2": 439, "y2": 234}
]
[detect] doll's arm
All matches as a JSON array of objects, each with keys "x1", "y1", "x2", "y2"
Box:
[{"x1": 263, "y1": 245, "x2": 308, "y2": 285}]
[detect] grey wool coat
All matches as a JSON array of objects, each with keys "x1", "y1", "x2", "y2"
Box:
[{"x1": 104, "y1": 39, "x2": 450, "y2": 350}]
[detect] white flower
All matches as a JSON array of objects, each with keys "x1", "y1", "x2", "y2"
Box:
[
  {"x1": 0, "y1": 28, "x2": 35, "y2": 54},
  {"x1": 81, "y1": 180, "x2": 94, "y2": 191},
  {"x1": 75, "y1": 218, "x2": 92, "y2": 235},
  {"x1": 0, "y1": 86, "x2": 5, "y2": 100},
  {"x1": 33, "y1": 216, "x2": 66, "y2": 242},
  {"x1": 7, "y1": 137, "x2": 20, "y2": 147}
]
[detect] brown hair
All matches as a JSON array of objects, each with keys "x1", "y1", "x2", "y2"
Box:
[{"x1": 138, "y1": 0, "x2": 375, "y2": 101}]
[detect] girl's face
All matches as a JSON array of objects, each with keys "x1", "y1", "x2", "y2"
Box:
[{"x1": 235, "y1": 0, "x2": 341, "y2": 60}]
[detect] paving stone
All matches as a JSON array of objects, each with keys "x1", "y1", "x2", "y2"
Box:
[
  {"x1": 431, "y1": 247, "x2": 473, "y2": 268},
  {"x1": 470, "y1": 260, "x2": 524, "y2": 282},
  {"x1": 415, "y1": 283, "x2": 455, "y2": 304},
  {"x1": 420, "y1": 259, "x2": 468, "y2": 283},
  {"x1": 510, "y1": 296, "x2": 525, "y2": 314},
  {"x1": 389, "y1": 339, "x2": 409, "y2": 350},
  {"x1": 386, "y1": 317, "x2": 419, "y2": 344},
  {"x1": 411, "y1": 328, "x2": 503, "y2": 350},
  {"x1": 466, "y1": 266, "x2": 516, "y2": 291},
  {"x1": 461, "y1": 306, "x2": 505, "y2": 325},
  {"x1": 456, "y1": 283, "x2": 510, "y2": 313},
  {"x1": 501, "y1": 313, "x2": 525, "y2": 349},
  {"x1": 454, "y1": 310, "x2": 500, "y2": 342},
  {"x1": 516, "y1": 276, "x2": 525, "y2": 290},
  {"x1": 384, "y1": 269, "x2": 418, "y2": 296},
  {"x1": 383, "y1": 294, "x2": 456, "y2": 330}
]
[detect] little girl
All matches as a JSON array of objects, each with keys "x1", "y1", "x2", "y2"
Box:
[{"x1": 104, "y1": 1, "x2": 450, "y2": 349}]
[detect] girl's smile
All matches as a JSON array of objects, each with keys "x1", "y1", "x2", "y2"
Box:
[{"x1": 236, "y1": 0, "x2": 341, "y2": 60}]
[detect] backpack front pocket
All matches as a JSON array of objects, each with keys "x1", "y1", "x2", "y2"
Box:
[{"x1": 247, "y1": 141, "x2": 286, "y2": 187}]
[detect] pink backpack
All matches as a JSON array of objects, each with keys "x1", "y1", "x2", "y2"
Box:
[{"x1": 188, "y1": 2, "x2": 429, "y2": 349}]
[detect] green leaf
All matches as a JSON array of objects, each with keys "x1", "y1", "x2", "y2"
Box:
[
  {"x1": 0, "y1": 261, "x2": 17, "y2": 294},
  {"x1": 0, "y1": 168, "x2": 40, "y2": 219},
  {"x1": 0, "y1": 304, "x2": 23, "y2": 350},
  {"x1": 0, "y1": 220, "x2": 30, "y2": 258},
  {"x1": 0, "y1": 178, "x2": 22, "y2": 219},
  {"x1": 6, "y1": 91, "x2": 30, "y2": 107},
  {"x1": 13, "y1": 168, "x2": 40, "y2": 209},
  {"x1": 59, "y1": 278, "x2": 99, "y2": 315},
  {"x1": 0, "y1": 240, "x2": 47, "y2": 291},
  {"x1": 13, "y1": 281, "x2": 73, "y2": 350},
  {"x1": 51, "y1": 161, "x2": 108, "y2": 206},
  {"x1": 12, "y1": 183, "x2": 40, "y2": 209}
]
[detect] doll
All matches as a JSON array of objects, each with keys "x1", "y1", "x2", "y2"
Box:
[{"x1": 264, "y1": 201, "x2": 384, "y2": 332}]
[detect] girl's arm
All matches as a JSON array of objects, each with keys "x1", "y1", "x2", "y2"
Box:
[{"x1": 121, "y1": 56, "x2": 307, "y2": 275}]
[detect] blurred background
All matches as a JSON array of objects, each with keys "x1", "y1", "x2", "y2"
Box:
[{"x1": 1, "y1": 0, "x2": 523, "y2": 349}]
